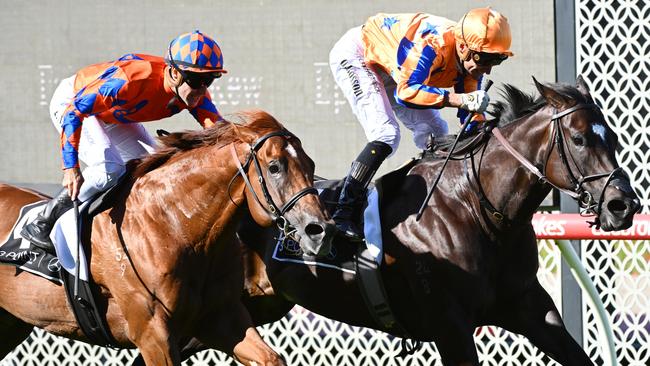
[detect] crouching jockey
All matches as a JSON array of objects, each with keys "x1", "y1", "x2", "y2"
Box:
[
  {"x1": 329, "y1": 8, "x2": 514, "y2": 240},
  {"x1": 21, "y1": 30, "x2": 227, "y2": 253}
]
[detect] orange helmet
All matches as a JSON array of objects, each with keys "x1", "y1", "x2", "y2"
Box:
[{"x1": 454, "y1": 8, "x2": 514, "y2": 57}]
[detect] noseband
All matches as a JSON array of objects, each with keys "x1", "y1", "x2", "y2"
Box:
[
  {"x1": 229, "y1": 131, "x2": 319, "y2": 235},
  {"x1": 492, "y1": 103, "x2": 623, "y2": 216}
]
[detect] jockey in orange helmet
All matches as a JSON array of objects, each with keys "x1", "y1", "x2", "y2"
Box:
[
  {"x1": 21, "y1": 30, "x2": 227, "y2": 253},
  {"x1": 329, "y1": 8, "x2": 513, "y2": 240}
]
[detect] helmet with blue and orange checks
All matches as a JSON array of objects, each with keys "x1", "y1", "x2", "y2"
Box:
[{"x1": 165, "y1": 30, "x2": 227, "y2": 74}]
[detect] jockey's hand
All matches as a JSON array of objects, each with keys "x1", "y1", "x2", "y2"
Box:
[
  {"x1": 459, "y1": 90, "x2": 490, "y2": 113},
  {"x1": 62, "y1": 167, "x2": 83, "y2": 201}
]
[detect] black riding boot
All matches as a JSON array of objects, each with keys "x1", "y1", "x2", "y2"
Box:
[
  {"x1": 333, "y1": 174, "x2": 366, "y2": 241},
  {"x1": 21, "y1": 189, "x2": 74, "y2": 253},
  {"x1": 333, "y1": 141, "x2": 392, "y2": 241}
]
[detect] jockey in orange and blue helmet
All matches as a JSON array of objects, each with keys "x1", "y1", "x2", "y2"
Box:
[
  {"x1": 329, "y1": 8, "x2": 513, "y2": 240},
  {"x1": 21, "y1": 30, "x2": 227, "y2": 253}
]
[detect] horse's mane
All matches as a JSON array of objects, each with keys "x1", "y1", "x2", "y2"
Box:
[
  {"x1": 132, "y1": 110, "x2": 283, "y2": 177},
  {"x1": 490, "y1": 81, "x2": 588, "y2": 127},
  {"x1": 427, "y1": 81, "x2": 589, "y2": 155}
]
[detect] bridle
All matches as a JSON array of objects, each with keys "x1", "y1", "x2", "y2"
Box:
[
  {"x1": 229, "y1": 130, "x2": 319, "y2": 236},
  {"x1": 491, "y1": 102, "x2": 624, "y2": 217}
]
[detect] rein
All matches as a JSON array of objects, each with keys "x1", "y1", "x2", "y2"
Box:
[
  {"x1": 489, "y1": 103, "x2": 623, "y2": 219},
  {"x1": 228, "y1": 130, "x2": 319, "y2": 236}
]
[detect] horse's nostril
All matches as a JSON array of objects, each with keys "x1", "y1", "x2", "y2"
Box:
[
  {"x1": 607, "y1": 199, "x2": 628, "y2": 213},
  {"x1": 305, "y1": 223, "x2": 325, "y2": 237}
]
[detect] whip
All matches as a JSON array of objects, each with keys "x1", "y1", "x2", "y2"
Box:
[
  {"x1": 72, "y1": 199, "x2": 82, "y2": 301},
  {"x1": 415, "y1": 79, "x2": 493, "y2": 220}
]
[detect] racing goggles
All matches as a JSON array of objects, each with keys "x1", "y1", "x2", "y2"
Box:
[
  {"x1": 181, "y1": 70, "x2": 221, "y2": 89},
  {"x1": 471, "y1": 51, "x2": 509, "y2": 66}
]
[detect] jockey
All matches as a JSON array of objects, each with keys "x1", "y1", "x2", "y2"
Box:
[
  {"x1": 21, "y1": 30, "x2": 227, "y2": 253},
  {"x1": 329, "y1": 8, "x2": 513, "y2": 240}
]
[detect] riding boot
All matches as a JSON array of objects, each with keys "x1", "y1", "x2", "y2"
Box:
[
  {"x1": 333, "y1": 141, "x2": 392, "y2": 241},
  {"x1": 333, "y1": 174, "x2": 366, "y2": 241},
  {"x1": 21, "y1": 189, "x2": 74, "y2": 253}
]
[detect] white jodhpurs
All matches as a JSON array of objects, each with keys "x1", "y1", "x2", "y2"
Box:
[
  {"x1": 50, "y1": 76, "x2": 156, "y2": 202},
  {"x1": 329, "y1": 26, "x2": 448, "y2": 154}
]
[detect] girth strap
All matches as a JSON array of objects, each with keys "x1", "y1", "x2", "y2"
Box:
[{"x1": 355, "y1": 246, "x2": 422, "y2": 356}]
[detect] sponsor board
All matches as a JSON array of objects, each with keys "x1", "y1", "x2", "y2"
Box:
[{"x1": 532, "y1": 214, "x2": 650, "y2": 240}]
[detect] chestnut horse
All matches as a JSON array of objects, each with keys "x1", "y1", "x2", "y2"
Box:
[
  {"x1": 0, "y1": 110, "x2": 335, "y2": 366},
  {"x1": 171, "y1": 78, "x2": 638, "y2": 366}
]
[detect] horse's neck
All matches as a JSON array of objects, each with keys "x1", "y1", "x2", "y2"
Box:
[
  {"x1": 127, "y1": 145, "x2": 246, "y2": 249},
  {"x1": 480, "y1": 109, "x2": 554, "y2": 221}
]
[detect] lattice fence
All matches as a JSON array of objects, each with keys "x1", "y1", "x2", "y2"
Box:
[
  {"x1": 2, "y1": 1, "x2": 649, "y2": 365},
  {"x1": 577, "y1": 1, "x2": 649, "y2": 365}
]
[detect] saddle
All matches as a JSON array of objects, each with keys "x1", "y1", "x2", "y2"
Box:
[{"x1": 422, "y1": 128, "x2": 493, "y2": 161}]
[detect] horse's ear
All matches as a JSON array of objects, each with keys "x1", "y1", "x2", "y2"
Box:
[
  {"x1": 532, "y1": 76, "x2": 567, "y2": 109},
  {"x1": 576, "y1": 75, "x2": 590, "y2": 95}
]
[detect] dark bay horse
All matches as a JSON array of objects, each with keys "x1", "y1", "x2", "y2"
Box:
[
  {"x1": 224, "y1": 77, "x2": 639, "y2": 365},
  {"x1": 0, "y1": 110, "x2": 335, "y2": 366}
]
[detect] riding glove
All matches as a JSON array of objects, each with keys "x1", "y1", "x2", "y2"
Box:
[{"x1": 460, "y1": 90, "x2": 490, "y2": 113}]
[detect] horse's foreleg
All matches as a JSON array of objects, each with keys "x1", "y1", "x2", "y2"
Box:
[
  {"x1": 435, "y1": 328, "x2": 479, "y2": 365},
  {"x1": 491, "y1": 281, "x2": 594, "y2": 366},
  {"x1": 233, "y1": 327, "x2": 285, "y2": 366},
  {"x1": 129, "y1": 337, "x2": 207, "y2": 366},
  {"x1": 127, "y1": 310, "x2": 181, "y2": 366},
  {"x1": 196, "y1": 300, "x2": 284, "y2": 366},
  {"x1": 430, "y1": 304, "x2": 480, "y2": 366}
]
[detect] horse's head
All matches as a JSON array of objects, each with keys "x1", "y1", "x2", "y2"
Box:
[
  {"x1": 233, "y1": 115, "x2": 335, "y2": 256},
  {"x1": 533, "y1": 76, "x2": 640, "y2": 230}
]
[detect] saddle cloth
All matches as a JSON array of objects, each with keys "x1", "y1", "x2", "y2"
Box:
[{"x1": 0, "y1": 200, "x2": 89, "y2": 283}]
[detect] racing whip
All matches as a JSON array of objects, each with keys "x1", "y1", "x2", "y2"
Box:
[{"x1": 415, "y1": 79, "x2": 493, "y2": 220}]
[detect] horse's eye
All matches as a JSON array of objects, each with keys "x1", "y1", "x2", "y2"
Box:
[
  {"x1": 572, "y1": 135, "x2": 585, "y2": 146},
  {"x1": 268, "y1": 162, "x2": 281, "y2": 175}
]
